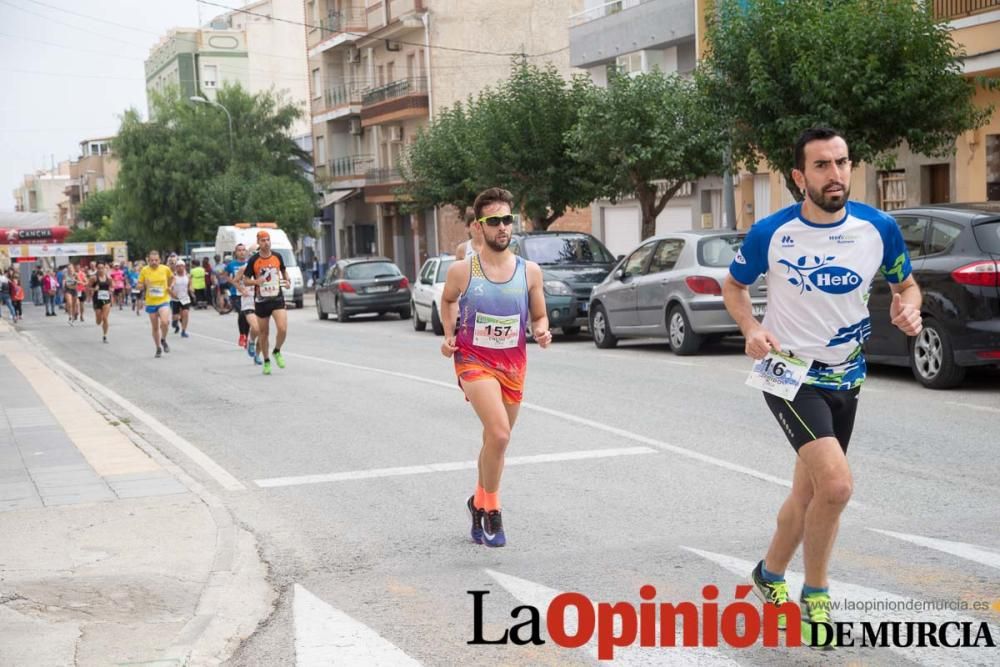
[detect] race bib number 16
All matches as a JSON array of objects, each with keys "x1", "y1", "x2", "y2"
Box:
[
  {"x1": 745, "y1": 351, "x2": 812, "y2": 400},
  {"x1": 473, "y1": 312, "x2": 521, "y2": 349}
]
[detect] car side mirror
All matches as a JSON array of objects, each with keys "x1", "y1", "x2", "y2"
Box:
[
  {"x1": 617, "y1": 254, "x2": 625, "y2": 261},
  {"x1": 614, "y1": 268, "x2": 625, "y2": 281},
  {"x1": 421, "y1": 277, "x2": 433, "y2": 285}
]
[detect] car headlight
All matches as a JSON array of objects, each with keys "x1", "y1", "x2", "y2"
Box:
[{"x1": 543, "y1": 280, "x2": 573, "y2": 296}]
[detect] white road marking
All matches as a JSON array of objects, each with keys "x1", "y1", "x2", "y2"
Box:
[
  {"x1": 294, "y1": 583, "x2": 421, "y2": 666},
  {"x1": 192, "y1": 333, "x2": 796, "y2": 491},
  {"x1": 868, "y1": 529, "x2": 1000, "y2": 570},
  {"x1": 47, "y1": 355, "x2": 247, "y2": 491},
  {"x1": 256, "y1": 447, "x2": 656, "y2": 488},
  {"x1": 944, "y1": 401, "x2": 1000, "y2": 415},
  {"x1": 595, "y1": 351, "x2": 698, "y2": 367},
  {"x1": 683, "y1": 547, "x2": 999, "y2": 666},
  {"x1": 485, "y1": 569, "x2": 742, "y2": 665}
]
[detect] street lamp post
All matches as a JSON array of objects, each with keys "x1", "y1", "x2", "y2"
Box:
[{"x1": 190, "y1": 95, "x2": 234, "y2": 157}]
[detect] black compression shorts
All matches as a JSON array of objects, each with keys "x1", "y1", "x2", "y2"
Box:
[
  {"x1": 763, "y1": 384, "x2": 860, "y2": 453},
  {"x1": 254, "y1": 298, "x2": 285, "y2": 319}
]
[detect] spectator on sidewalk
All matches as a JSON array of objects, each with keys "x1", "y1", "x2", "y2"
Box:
[
  {"x1": 42, "y1": 268, "x2": 58, "y2": 316},
  {"x1": 30, "y1": 266, "x2": 43, "y2": 305},
  {"x1": 0, "y1": 270, "x2": 15, "y2": 321},
  {"x1": 11, "y1": 275, "x2": 24, "y2": 321}
]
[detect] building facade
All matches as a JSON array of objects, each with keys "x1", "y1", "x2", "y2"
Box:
[
  {"x1": 62, "y1": 136, "x2": 121, "y2": 228},
  {"x1": 307, "y1": 0, "x2": 582, "y2": 278},
  {"x1": 12, "y1": 163, "x2": 71, "y2": 226}
]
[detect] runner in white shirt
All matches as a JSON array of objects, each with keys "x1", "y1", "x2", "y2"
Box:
[
  {"x1": 723, "y1": 127, "x2": 922, "y2": 649},
  {"x1": 170, "y1": 261, "x2": 194, "y2": 339}
]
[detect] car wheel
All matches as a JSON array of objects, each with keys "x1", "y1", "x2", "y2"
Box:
[
  {"x1": 398, "y1": 305, "x2": 412, "y2": 320},
  {"x1": 667, "y1": 305, "x2": 703, "y2": 356},
  {"x1": 316, "y1": 296, "x2": 328, "y2": 320},
  {"x1": 295, "y1": 299, "x2": 304, "y2": 309},
  {"x1": 590, "y1": 304, "x2": 617, "y2": 349},
  {"x1": 412, "y1": 300, "x2": 426, "y2": 331},
  {"x1": 431, "y1": 303, "x2": 445, "y2": 336},
  {"x1": 336, "y1": 297, "x2": 350, "y2": 322},
  {"x1": 910, "y1": 317, "x2": 965, "y2": 389},
  {"x1": 561, "y1": 326, "x2": 582, "y2": 337}
]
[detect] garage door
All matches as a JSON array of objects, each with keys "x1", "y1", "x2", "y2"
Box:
[
  {"x1": 603, "y1": 207, "x2": 640, "y2": 257},
  {"x1": 655, "y1": 205, "x2": 692, "y2": 235}
]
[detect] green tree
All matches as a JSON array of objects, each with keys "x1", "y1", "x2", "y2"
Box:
[
  {"x1": 569, "y1": 70, "x2": 729, "y2": 240},
  {"x1": 399, "y1": 102, "x2": 482, "y2": 214},
  {"x1": 113, "y1": 84, "x2": 314, "y2": 251},
  {"x1": 472, "y1": 61, "x2": 597, "y2": 229},
  {"x1": 705, "y1": 0, "x2": 992, "y2": 200},
  {"x1": 400, "y1": 60, "x2": 598, "y2": 229}
]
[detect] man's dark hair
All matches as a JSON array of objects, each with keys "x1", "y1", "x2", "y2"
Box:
[
  {"x1": 472, "y1": 187, "x2": 514, "y2": 220},
  {"x1": 794, "y1": 127, "x2": 846, "y2": 171}
]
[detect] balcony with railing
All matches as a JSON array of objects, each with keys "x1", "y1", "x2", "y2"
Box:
[
  {"x1": 311, "y1": 79, "x2": 370, "y2": 119},
  {"x1": 363, "y1": 166, "x2": 406, "y2": 203},
  {"x1": 308, "y1": 5, "x2": 368, "y2": 51},
  {"x1": 933, "y1": 0, "x2": 1000, "y2": 21},
  {"x1": 331, "y1": 154, "x2": 375, "y2": 180},
  {"x1": 568, "y1": 0, "x2": 695, "y2": 69},
  {"x1": 360, "y1": 76, "x2": 429, "y2": 126}
]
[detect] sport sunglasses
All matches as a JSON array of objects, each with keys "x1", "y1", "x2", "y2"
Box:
[{"x1": 477, "y1": 214, "x2": 515, "y2": 227}]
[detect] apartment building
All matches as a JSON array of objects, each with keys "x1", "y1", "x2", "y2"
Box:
[
  {"x1": 307, "y1": 0, "x2": 581, "y2": 279},
  {"x1": 861, "y1": 1, "x2": 1000, "y2": 211},
  {"x1": 12, "y1": 163, "x2": 71, "y2": 226},
  {"x1": 62, "y1": 136, "x2": 120, "y2": 228},
  {"x1": 145, "y1": 0, "x2": 310, "y2": 139}
]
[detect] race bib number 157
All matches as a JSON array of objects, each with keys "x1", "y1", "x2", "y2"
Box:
[{"x1": 473, "y1": 312, "x2": 521, "y2": 349}]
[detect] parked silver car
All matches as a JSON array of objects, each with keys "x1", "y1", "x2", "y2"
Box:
[{"x1": 589, "y1": 230, "x2": 767, "y2": 354}]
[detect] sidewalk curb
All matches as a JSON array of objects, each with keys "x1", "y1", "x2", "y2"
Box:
[{"x1": 6, "y1": 324, "x2": 277, "y2": 665}]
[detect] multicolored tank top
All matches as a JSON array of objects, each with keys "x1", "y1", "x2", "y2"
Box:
[{"x1": 455, "y1": 254, "x2": 529, "y2": 376}]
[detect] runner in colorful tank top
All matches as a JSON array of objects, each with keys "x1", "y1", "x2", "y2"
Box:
[{"x1": 440, "y1": 187, "x2": 552, "y2": 548}]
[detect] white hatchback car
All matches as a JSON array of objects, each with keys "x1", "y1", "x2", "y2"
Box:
[{"x1": 412, "y1": 254, "x2": 455, "y2": 335}]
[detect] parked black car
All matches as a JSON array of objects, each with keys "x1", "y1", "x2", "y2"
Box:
[
  {"x1": 508, "y1": 231, "x2": 616, "y2": 335},
  {"x1": 865, "y1": 204, "x2": 1000, "y2": 388},
  {"x1": 316, "y1": 257, "x2": 412, "y2": 322}
]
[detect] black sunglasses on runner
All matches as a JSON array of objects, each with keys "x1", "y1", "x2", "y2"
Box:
[{"x1": 477, "y1": 214, "x2": 515, "y2": 227}]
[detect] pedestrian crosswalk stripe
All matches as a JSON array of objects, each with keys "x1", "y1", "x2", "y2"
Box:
[
  {"x1": 682, "y1": 547, "x2": 998, "y2": 666},
  {"x1": 294, "y1": 583, "x2": 421, "y2": 666},
  {"x1": 869, "y1": 529, "x2": 1000, "y2": 571},
  {"x1": 485, "y1": 569, "x2": 743, "y2": 666},
  {"x1": 256, "y1": 447, "x2": 656, "y2": 488}
]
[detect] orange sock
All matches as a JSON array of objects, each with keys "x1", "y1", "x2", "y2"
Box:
[
  {"x1": 483, "y1": 490, "x2": 500, "y2": 512},
  {"x1": 474, "y1": 484, "x2": 486, "y2": 509}
]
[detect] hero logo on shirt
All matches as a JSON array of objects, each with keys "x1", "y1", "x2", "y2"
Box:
[
  {"x1": 733, "y1": 250, "x2": 747, "y2": 265},
  {"x1": 779, "y1": 254, "x2": 862, "y2": 295}
]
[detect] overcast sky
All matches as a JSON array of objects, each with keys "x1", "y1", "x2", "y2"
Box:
[{"x1": 0, "y1": 0, "x2": 214, "y2": 212}]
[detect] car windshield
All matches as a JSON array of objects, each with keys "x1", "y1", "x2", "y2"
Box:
[
  {"x1": 698, "y1": 235, "x2": 745, "y2": 267},
  {"x1": 435, "y1": 259, "x2": 455, "y2": 282},
  {"x1": 521, "y1": 235, "x2": 614, "y2": 265},
  {"x1": 273, "y1": 249, "x2": 297, "y2": 268},
  {"x1": 345, "y1": 261, "x2": 400, "y2": 280},
  {"x1": 973, "y1": 221, "x2": 1000, "y2": 254}
]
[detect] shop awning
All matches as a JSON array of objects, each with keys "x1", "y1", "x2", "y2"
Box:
[{"x1": 322, "y1": 189, "x2": 358, "y2": 208}]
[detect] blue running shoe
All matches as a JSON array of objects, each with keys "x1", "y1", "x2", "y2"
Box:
[
  {"x1": 248, "y1": 341, "x2": 256, "y2": 358},
  {"x1": 467, "y1": 496, "x2": 483, "y2": 544},
  {"x1": 480, "y1": 509, "x2": 506, "y2": 548},
  {"x1": 254, "y1": 352, "x2": 263, "y2": 366}
]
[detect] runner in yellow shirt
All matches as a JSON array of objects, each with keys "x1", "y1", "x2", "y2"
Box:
[{"x1": 138, "y1": 250, "x2": 175, "y2": 358}]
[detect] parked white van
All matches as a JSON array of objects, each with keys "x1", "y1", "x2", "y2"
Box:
[{"x1": 215, "y1": 223, "x2": 304, "y2": 308}]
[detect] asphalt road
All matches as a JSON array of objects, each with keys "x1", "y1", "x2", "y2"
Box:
[{"x1": 17, "y1": 299, "x2": 1000, "y2": 666}]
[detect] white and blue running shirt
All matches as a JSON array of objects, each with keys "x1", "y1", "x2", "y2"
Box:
[{"x1": 729, "y1": 201, "x2": 912, "y2": 390}]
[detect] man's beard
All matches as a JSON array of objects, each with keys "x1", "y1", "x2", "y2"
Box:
[
  {"x1": 484, "y1": 235, "x2": 510, "y2": 252},
  {"x1": 806, "y1": 181, "x2": 850, "y2": 214}
]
